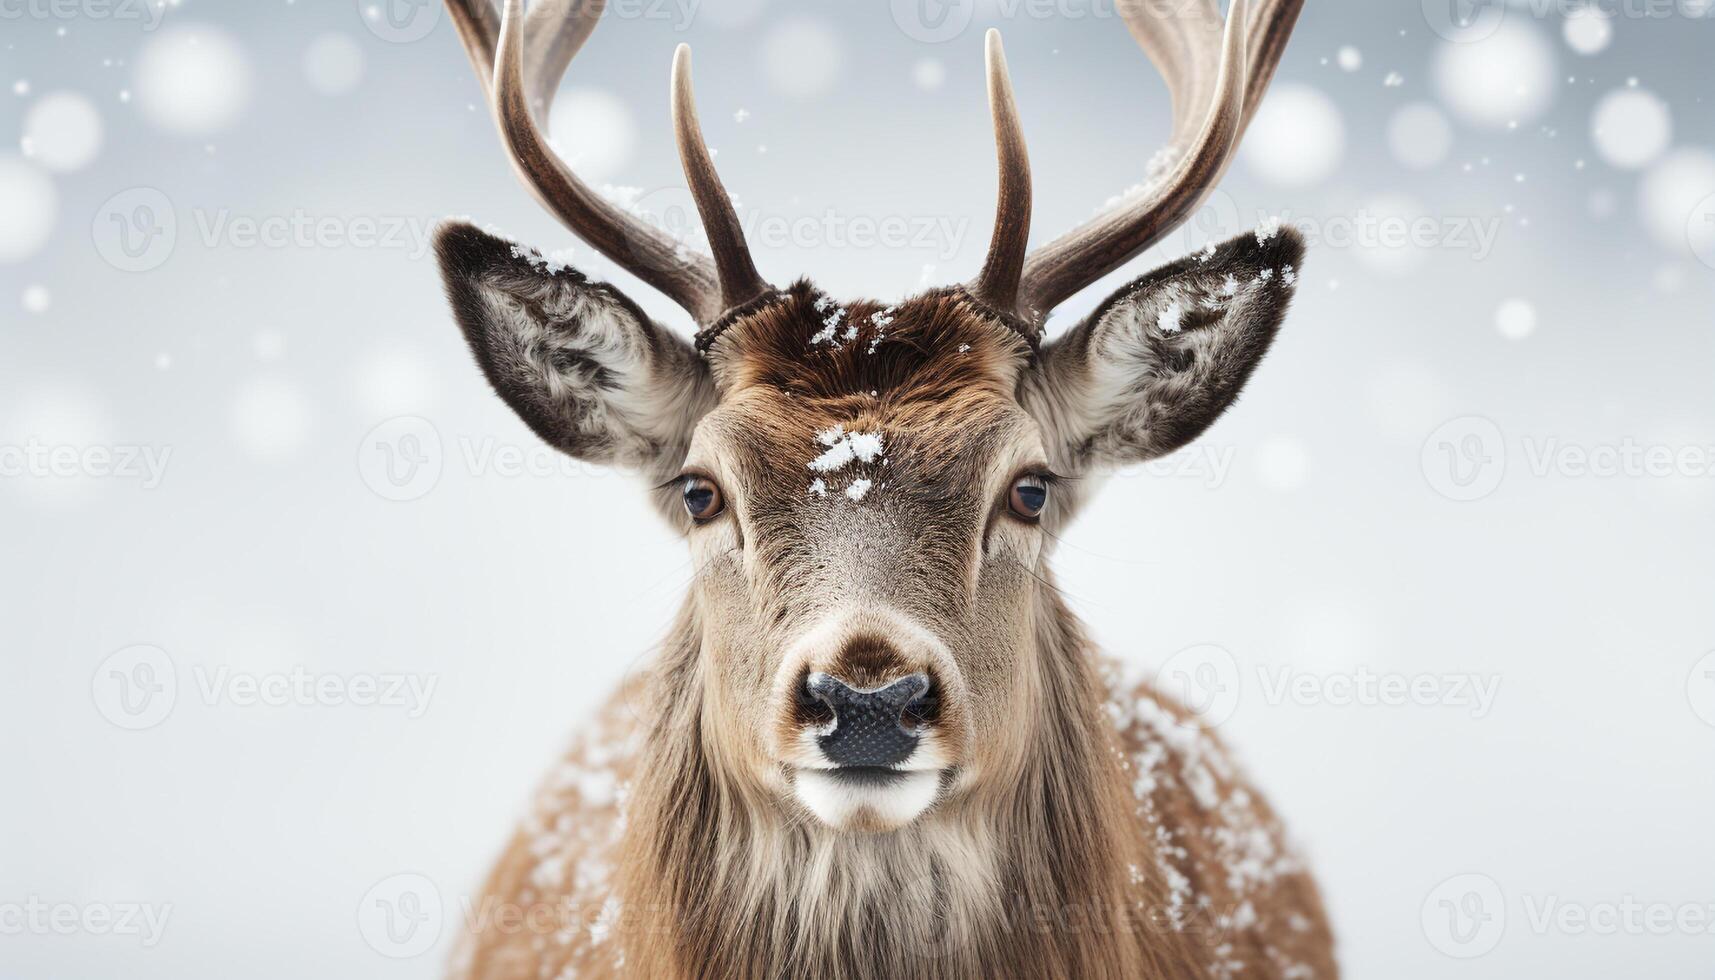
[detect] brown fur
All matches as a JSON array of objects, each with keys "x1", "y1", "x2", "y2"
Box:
[{"x1": 436, "y1": 223, "x2": 1334, "y2": 980}]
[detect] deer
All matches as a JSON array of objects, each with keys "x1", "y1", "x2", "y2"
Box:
[{"x1": 432, "y1": 0, "x2": 1333, "y2": 976}]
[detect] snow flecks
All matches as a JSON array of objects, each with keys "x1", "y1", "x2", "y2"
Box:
[
  {"x1": 809, "y1": 296, "x2": 852, "y2": 348},
  {"x1": 1254, "y1": 215, "x2": 1283, "y2": 245},
  {"x1": 1282, "y1": 265, "x2": 1298, "y2": 286},
  {"x1": 588, "y1": 898, "x2": 621, "y2": 946},
  {"x1": 809, "y1": 428, "x2": 882, "y2": 472},
  {"x1": 1097, "y1": 145, "x2": 1184, "y2": 213},
  {"x1": 1197, "y1": 241, "x2": 1218, "y2": 263},
  {"x1": 1221, "y1": 274, "x2": 1240, "y2": 297},
  {"x1": 1258, "y1": 268, "x2": 1275, "y2": 284},
  {"x1": 808, "y1": 428, "x2": 885, "y2": 500},
  {"x1": 866, "y1": 306, "x2": 897, "y2": 353},
  {"x1": 1158, "y1": 301, "x2": 1186, "y2": 335},
  {"x1": 808, "y1": 439, "x2": 856, "y2": 473},
  {"x1": 957, "y1": 343, "x2": 971, "y2": 353},
  {"x1": 1104, "y1": 662, "x2": 1308, "y2": 965},
  {"x1": 597, "y1": 184, "x2": 645, "y2": 211},
  {"x1": 510, "y1": 242, "x2": 575, "y2": 275},
  {"x1": 846, "y1": 431, "x2": 883, "y2": 463},
  {"x1": 516, "y1": 699, "x2": 639, "y2": 964}
]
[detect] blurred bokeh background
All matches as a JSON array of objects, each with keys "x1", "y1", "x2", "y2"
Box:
[{"x1": 2, "y1": 0, "x2": 1712, "y2": 976}]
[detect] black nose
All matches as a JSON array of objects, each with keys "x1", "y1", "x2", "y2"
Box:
[{"x1": 804, "y1": 672, "x2": 932, "y2": 768}]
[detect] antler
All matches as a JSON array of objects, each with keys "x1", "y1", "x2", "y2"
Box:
[
  {"x1": 446, "y1": 0, "x2": 771, "y2": 326},
  {"x1": 983, "y1": 0, "x2": 1303, "y2": 325},
  {"x1": 970, "y1": 30, "x2": 1031, "y2": 316}
]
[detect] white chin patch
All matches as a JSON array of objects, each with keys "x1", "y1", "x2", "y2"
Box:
[{"x1": 793, "y1": 769, "x2": 941, "y2": 830}]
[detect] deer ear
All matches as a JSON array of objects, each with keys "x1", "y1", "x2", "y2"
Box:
[
  {"x1": 1024, "y1": 227, "x2": 1304, "y2": 472},
  {"x1": 434, "y1": 222, "x2": 716, "y2": 479}
]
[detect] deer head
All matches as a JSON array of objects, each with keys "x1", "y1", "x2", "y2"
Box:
[{"x1": 436, "y1": 0, "x2": 1303, "y2": 833}]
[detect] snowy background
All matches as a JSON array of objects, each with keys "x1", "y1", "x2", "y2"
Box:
[{"x1": 2, "y1": 0, "x2": 1713, "y2": 976}]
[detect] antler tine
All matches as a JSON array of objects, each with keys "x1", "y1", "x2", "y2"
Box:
[
  {"x1": 446, "y1": 0, "x2": 502, "y2": 100},
  {"x1": 446, "y1": 0, "x2": 734, "y2": 325},
  {"x1": 1015, "y1": 0, "x2": 1304, "y2": 323},
  {"x1": 969, "y1": 29, "x2": 1033, "y2": 319},
  {"x1": 672, "y1": 45, "x2": 773, "y2": 313},
  {"x1": 445, "y1": 0, "x2": 590, "y2": 115},
  {"x1": 519, "y1": 0, "x2": 601, "y2": 123}
]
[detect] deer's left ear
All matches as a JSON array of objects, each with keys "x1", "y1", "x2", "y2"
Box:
[
  {"x1": 1023, "y1": 227, "x2": 1304, "y2": 472},
  {"x1": 433, "y1": 222, "x2": 716, "y2": 480}
]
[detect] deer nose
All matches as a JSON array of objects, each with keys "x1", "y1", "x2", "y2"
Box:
[{"x1": 804, "y1": 672, "x2": 934, "y2": 768}]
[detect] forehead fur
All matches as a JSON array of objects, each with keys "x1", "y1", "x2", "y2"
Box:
[
  {"x1": 704, "y1": 281, "x2": 1033, "y2": 402},
  {"x1": 694, "y1": 285, "x2": 1042, "y2": 552}
]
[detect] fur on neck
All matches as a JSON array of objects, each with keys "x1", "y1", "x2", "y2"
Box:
[{"x1": 613, "y1": 593, "x2": 1204, "y2": 979}]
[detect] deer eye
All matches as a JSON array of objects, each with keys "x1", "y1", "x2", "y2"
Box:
[
  {"x1": 681, "y1": 476, "x2": 725, "y2": 522},
  {"x1": 1007, "y1": 474, "x2": 1049, "y2": 521}
]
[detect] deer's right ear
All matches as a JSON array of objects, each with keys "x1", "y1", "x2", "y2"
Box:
[
  {"x1": 1022, "y1": 227, "x2": 1303, "y2": 474},
  {"x1": 434, "y1": 222, "x2": 717, "y2": 478}
]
